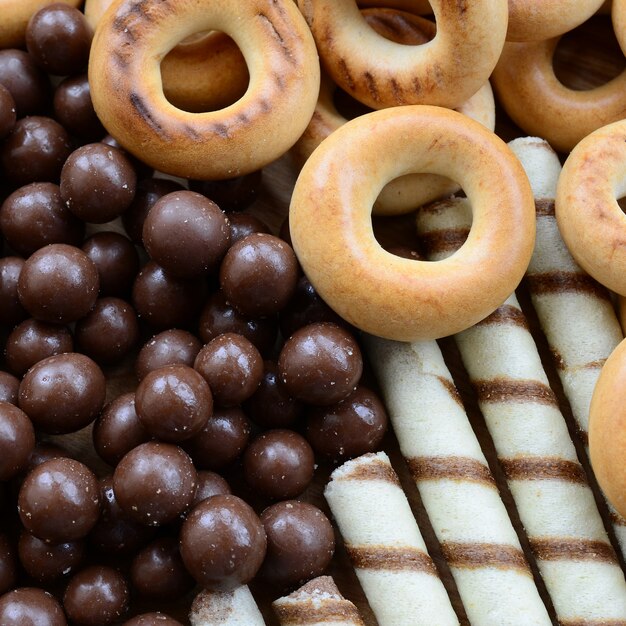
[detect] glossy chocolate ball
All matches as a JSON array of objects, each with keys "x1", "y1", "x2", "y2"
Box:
[
  {"x1": 53, "y1": 74, "x2": 104, "y2": 140},
  {"x1": 0, "y1": 84, "x2": 16, "y2": 140},
  {"x1": 179, "y1": 494, "x2": 266, "y2": 590},
  {"x1": 113, "y1": 442, "x2": 197, "y2": 526},
  {"x1": 220, "y1": 233, "x2": 298, "y2": 317},
  {"x1": 18, "y1": 458, "x2": 100, "y2": 543},
  {"x1": 123, "y1": 614, "x2": 182, "y2": 626},
  {"x1": 227, "y1": 212, "x2": 270, "y2": 244},
  {"x1": 0, "y1": 402, "x2": 35, "y2": 480},
  {"x1": 0, "y1": 50, "x2": 50, "y2": 117},
  {"x1": 0, "y1": 257, "x2": 27, "y2": 326},
  {"x1": 18, "y1": 531, "x2": 84, "y2": 583},
  {"x1": 189, "y1": 169, "x2": 262, "y2": 212},
  {"x1": 243, "y1": 430, "x2": 315, "y2": 500},
  {"x1": 135, "y1": 329, "x2": 202, "y2": 381},
  {"x1": 0, "y1": 588, "x2": 66, "y2": 626},
  {"x1": 259, "y1": 501, "x2": 335, "y2": 588},
  {"x1": 192, "y1": 470, "x2": 231, "y2": 507},
  {"x1": 0, "y1": 372, "x2": 19, "y2": 405},
  {"x1": 278, "y1": 323, "x2": 362, "y2": 405},
  {"x1": 18, "y1": 244, "x2": 99, "y2": 324},
  {"x1": 19, "y1": 353, "x2": 106, "y2": 434},
  {"x1": 0, "y1": 534, "x2": 17, "y2": 594}
]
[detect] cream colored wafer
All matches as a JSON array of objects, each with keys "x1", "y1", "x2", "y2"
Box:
[
  {"x1": 189, "y1": 586, "x2": 266, "y2": 626},
  {"x1": 324, "y1": 452, "x2": 459, "y2": 626},
  {"x1": 273, "y1": 576, "x2": 365, "y2": 626},
  {"x1": 364, "y1": 336, "x2": 551, "y2": 626},
  {"x1": 416, "y1": 199, "x2": 626, "y2": 624}
]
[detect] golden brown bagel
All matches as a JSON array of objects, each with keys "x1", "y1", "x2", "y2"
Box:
[
  {"x1": 289, "y1": 106, "x2": 535, "y2": 342},
  {"x1": 89, "y1": 0, "x2": 319, "y2": 180}
]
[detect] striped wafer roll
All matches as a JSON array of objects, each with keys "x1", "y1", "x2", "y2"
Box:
[
  {"x1": 189, "y1": 586, "x2": 266, "y2": 626},
  {"x1": 364, "y1": 336, "x2": 551, "y2": 625},
  {"x1": 416, "y1": 199, "x2": 626, "y2": 624},
  {"x1": 324, "y1": 452, "x2": 459, "y2": 626},
  {"x1": 508, "y1": 136, "x2": 626, "y2": 553},
  {"x1": 273, "y1": 576, "x2": 365, "y2": 626}
]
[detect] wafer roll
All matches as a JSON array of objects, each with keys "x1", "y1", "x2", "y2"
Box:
[
  {"x1": 416, "y1": 199, "x2": 626, "y2": 624},
  {"x1": 273, "y1": 576, "x2": 365, "y2": 626},
  {"x1": 364, "y1": 336, "x2": 551, "y2": 626},
  {"x1": 325, "y1": 452, "x2": 459, "y2": 626},
  {"x1": 189, "y1": 586, "x2": 266, "y2": 626}
]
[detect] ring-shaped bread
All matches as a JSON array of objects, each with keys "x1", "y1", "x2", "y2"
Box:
[
  {"x1": 88, "y1": 0, "x2": 319, "y2": 179},
  {"x1": 556, "y1": 119, "x2": 626, "y2": 295},
  {"x1": 296, "y1": 0, "x2": 507, "y2": 110},
  {"x1": 289, "y1": 106, "x2": 535, "y2": 342}
]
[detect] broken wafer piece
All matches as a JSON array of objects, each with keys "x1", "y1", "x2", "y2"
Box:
[
  {"x1": 189, "y1": 586, "x2": 266, "y2": 626},
  {"x1": 272, "y1": 576, "x2": 364, "y2": 626},
  {"x1": 324, "y1": 451, "x2": 459, "y2": 626}
]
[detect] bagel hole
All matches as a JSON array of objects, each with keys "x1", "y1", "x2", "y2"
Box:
[
  {"x1": 373, "y1": 213, "x2": 423, "y2": 260},
  {"x1": 553, "y1": 15, "x2": 625, "y2": 89},
  {"x1": 618, "y1": 197, "x2": 626, "y2": 213}
]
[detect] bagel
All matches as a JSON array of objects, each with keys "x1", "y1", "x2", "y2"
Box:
[
  {"x1": 289, "y1": 106, "x2": 535, "y2": 342},
  {"x1": 89, "y1": 0, "x2": 319, "y2": 179}
]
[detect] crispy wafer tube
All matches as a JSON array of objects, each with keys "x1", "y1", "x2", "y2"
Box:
[
  {"x1": 508, "y1": 136, "x2": 626, "y2": 554},
  {"x1": 324, "y1": 452, "x2": 459, "y2": 626},
  {"x1": 364, "y1": 336, "x2": 551, "y2": 626},
  {"x1": 189, "y1": 586, "x2": 266, "y2": 626},
  {"x1": 273, "y1": 576, "x2": 365, "y2": 626},
  {"x1": 416, "y1": 198, "x2": 626, "y2": 624}
]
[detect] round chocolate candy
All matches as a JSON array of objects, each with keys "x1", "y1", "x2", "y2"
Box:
[
  {"x1": 53, "y1": 74, "x2": 104, "y2": 141},
  {"x1": 18, "y1": 531, "x2": 84, "y2": 583},
  {"x1": 191, "y1": 470, "x2": 231, "y2": 507},
  {"x1": 259, "y1": 501, "x2": 335, "y2": 588},
  {"x1": 0, "y1": 402, "x2": 35, "y2": 480},
  {"x1": 242, "y1": 429, "x2": 315, "y2": 500},
  {"x1": 18, "y1": 458, "x2": 100, "y2": 543},
  {"x1": 0, "y1": 50, "x2": 50, "y2": 117},
  {"x1": 179, "y1": 494, "x2": 266, "y2": 590},
  {"x1": 123, "y1": 614, "x2": 183, "y2": 626},
  {"x1": 0, "y1": 84, "x2": 16, "y2": 140},
  {"x1": 135, "y1": 329, "x2": 202, "y2": 381},
  {"x1": 0, "y1": 372, "x2": 19, "y2": 405},
  {"x1": 113, "y1": 442, "x2": 197, "y2": 526},
  {"x1": 0, "y1": 588, "x2": 66, "y2": 626},
  {"x1": 0, "y1": 257, "x2": 27, "y2": 326},
  {"x1": 189, "y1": 169, "x2": 263, "y2": 212},
  {"x1": 227, "y1": 212, "x2": 270, "y2": 245},
  {"x1": 0, "y1": 534, "x2": 17, "y2": 594},
  {"x1": 278, "y1": 322, "x2": 363, "y2": 405}
]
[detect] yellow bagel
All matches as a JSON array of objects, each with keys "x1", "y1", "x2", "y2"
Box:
[
  {"x1": 89, "y1": 0, "x2": 320, "y2": 179},
  {"x1": 289, "y1": 106, "x2": 535, "y2": 342}
]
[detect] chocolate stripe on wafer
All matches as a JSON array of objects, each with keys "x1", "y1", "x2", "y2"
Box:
[
  {"x1": 526, "y1": 271, "x2": 611, "y2": 300},
  {"x1": 441, "y1": 542, "x2": 530, "y2": 574},
  {"x1": 347, "y1": 545, "x2": 438, "y2": 575},
  {"x1": 419, "y1": 227, "x2": 469, "y2": 256},
  {"x1": 189, "y1": 586, "x2": 266, "y2": 626},
  {"x1": 530, "y1": 539, "x2": 617, "y2": 564},
  {"x1": 474, "y1": 379, "x2": 558, "y2": 406},
  {"x1": 332, "y1": 456, "x2": 401, "y2": 485},
  {"x1": 535, "y1": 199, "x2": 555, "y2": 216},
  {"x1": 500, "y1": 458, "x2": 588, "y2": 484},
  {"x1": 559, "y1": 620, "x2": 626, "y2": 626},
  {"x1": 407, "y1": 456, "x2": 496, "y2": 488},
  {"x1": 477, "y1": 304, "x2": 528, "y2": 329}
]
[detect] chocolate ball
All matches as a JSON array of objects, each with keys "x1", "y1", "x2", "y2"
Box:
[
  {"x1": 18, "y1": 244, "x2": 99, "y2": 324},
  {"x1": 192, "y1": 470, "x2": 231, "y2": 507},
  {"x1": 227, "y1": 212, "x2": 270, "y2": 244},
  {"x1": 259, "y1": 501, "x2": 335, "y2": 588},
  {"x1": 0, "y1": 84, "x2": 16, "y2": 140},
  {"x1": 63, "y1": 565, "x2": 129, "y2": 626},
  {"x1": 135, "y1": 329, "x2": 202, "y2": 381},
  {"x1": 5, "y1": 318, "x2": 73, "y2": 376},
  {"x1": 135, "y1": 364, "x2": 212, "y2": 442},
  {"x1": 0, "y1": 50, "x2": 50, "y2": 117},
  {"x1": 0, "y1": 588, "x2": 66, "y2": 626},
  {"x1": 189, "y1": 169, "x2": 263, "y2": 212},
  {"x1": 143, "y1": 191, "x2": 230, "y2": 277},
  {"x1": 18, "y1": 531, "x2": 84, "y2": 583},
  {"x1": 60, "y1": 143, "x2": 137, "y2": 223},
  {"x1": 243, "y1": 430, "x2": 315, "y2": 500},
  {"x1": 278, "y1": 323, "x2": 362, "y2": 405},
  {"x1": 0, "y1": 257, "x2": 27, "y2": 326},
  {"x1": 19, "y1": 353, "x2": 106, "y2": 434},
  {"x1": 0, "y1": 402, "x2": 35, "y2": 480},
  {"x1": 53, "y1": 74, "x2": 104, "y2": 140},
  {"x1": 18, "y1": 458, "x2": 100, "y2": 543},
  {"x1": 0, "y1": 372, "x2": 19, "y2": 405},
  {"x1": 113, "y1": 442, "x2": 197, "y2": 526},
  {"x1": 219, "y1": 233, "x2": 299, "y2": 317},
  {"x1": 0, "y1": 183, "x2": 84, "y2": 256},
  {"x1": 306, "y1": 386, "x2": 388, "y2": 461},
  {"x1": 194, "y1": 333, "x2": 263, "y2": 407},
  {"x1": 123, "y1": 614, "x2": 183, "y2": 626},
  {"x1": 179, "y1": 494, "x2": 266, "y2": 590},
  {"x1": 0, "y1": 534, "x2": 17, "y2": 594}
]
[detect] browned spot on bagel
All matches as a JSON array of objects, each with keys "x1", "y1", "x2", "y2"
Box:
[
  {"x1": 211, "y1": 123, "x2": 229, "y2": 139},
  {"x1": 435, "y1": 375, "x2": 464, "y2": 407},
  {"x1": 474, "y1": 378, "x2": 558, "y2": 406},
  {"x1": 529, "y1": 538, "x2": 617, "y2": 563},
  {"x1": 363, "y1": 71, "x2": 380, "y2": 103},
  {"x1": 389, "y1": 77, "x2": 402, "y2": 101},
  {"x1": 535, "y1": 199, "x2": 555, "y2": 217},
  {"x1": 257, "y1": 12, "x2": 295, "y2": 65},
  {"x1": 183, "y1": 124, "x2": 201, "y2": 141},
  {"x1": 335, "y1": 456, "x2": 400, "y2": 485},
  {"x1": 274, "y1": 72, "x2": 286, "y2": 91},
  {"x1": 129, "y1": 93, "x2": 168, "y2": 138},
  {"x1": 526, "y1": 271, "x2": 610, "y2": 300},
  {"x1": 476, "y1": 304, "x2": 528, "y2": 329},
  {"x1": 412, "y1": 76, "x2": 422, "y2": 94},
  {"x1": 407, "y1": 456, "x2": 496, "y2": 487},
  {"x1": 419, "y1": 227, "x2": 469, "y2": 256},
  {"x1": 347, "y1": 545, "x2": 438, "y2": 575},
  {"x1": 500, "y1": 457, "x2": 587, "y2": 484},
  {"x1": 337, "y1": 57, "x2": 356, "y2": 92},
  {"x1": 441, "y1": 542, "x2": 530, "y2": 574}
]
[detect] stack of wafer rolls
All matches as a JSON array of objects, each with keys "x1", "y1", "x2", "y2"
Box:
[
  {"x1": 189, "y1": 586, "x2": 266, "y2": 626},
  {"x1": 272, "y1": 576, "x2": 365, "y2": 626},
  {"x1": 364, "y1": 336, "x2": 551, "y2": 625},
  {"x1": 416, "y1": 199, "x2": 626, "y2": 623},
  {"x1": 508, "y1": 136, "x2": 626, "y2": 554},
  {"x1": 324, "y1": 452, "x2": 459, "y2": 626}
]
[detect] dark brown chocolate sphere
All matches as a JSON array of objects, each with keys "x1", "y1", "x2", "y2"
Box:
[
  {"x1": 227, "y1": 212, "x2": 270, "y2": 244},
  {"x1": 63, "y1": 565, "x2": 129, "y2": 626},
  {"x1": 183, "y1": 407, "x2": 251, "y2": 470},
  {"x1": 5, "y1": 318, "x2": 73, "y2": 376},
  {"x1": 53, "y1": 74, "x2": 104, "y2": 140},
  {"x1": 179, "y1": 494, "x2": 266, "y2": 590},
  {"x1": 0, "y1": 588, "x2": 66, "y2": 626},
  {"x1": 0, "y1": 84, "x2": 16, "y2": 140},
  {"x1": 0, "y1": 50, "x2": 50, "y2": 117},
  {"x1": 18, "y1": 531, "x2": 84, "y2": 583},
  {"x1": 192, "y1": 470, "x2": 231, "y2": 507},
  {"x1": 278, "y1": 323, "x2": 362, "y2": 405},
  {"x1": 143, "y1": 191, "x2": 230, "y2": 277},
  {"x1": 243, "y1": 430, "x2": 315, "y2": 500},
  {"x1": 92, "y1": 393, "x2": 150, "y2": 467},
  {"x1": 135, "y1": 364, "x2": 212, "y2": 442},
  {"x1": 259, "y1": 501, "x2": 335, "y2": 588},
  {"x1": 18, "y1": 458, "x2": 100, "y2": 543},
  {"x1": 135, "y1": 329, "x2": 202, "y2": 381},
  {"x1": 0, "y1": 257, "x2": 27, "y2": 326},
  {"x1": 189, "y1": 170, "x2": 262, "y2": 212},
  {"x1": 0, "y1": 535, "x2": 17, "y2": 595},
  {"x1": 306, "y1": 386, "x2": 388, "y2": 461},
  {"x1": 0, "y1": 372, "x2": 19, "y2": 405},
  {"x1": 0, "y1": 183, "x2": 84, "y2": 256},
  {"x1": 19, "y1": 352, "x2": 106, "y2": 434},
  {"x1": 123, "y1": 613, "x2": 183, "y2": 626},
  {"x1": 113, "y1": 442, "x2": 197, "y2": 526},
  {"x1": 60, "y1": 143, "x2": 137, "y2": 223},
  {"x1": 219, "y1": 233, "x2": 299, "y2": 317},
  {"x1": 194, "y1": 333, "x2": 263, "y2": 407},
  {"x1": 0, "y1": 402, "x2": 35, "y2": 480},
  {"x1": 17, "y1": 244, "x2": 99, "y2": 324}
]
